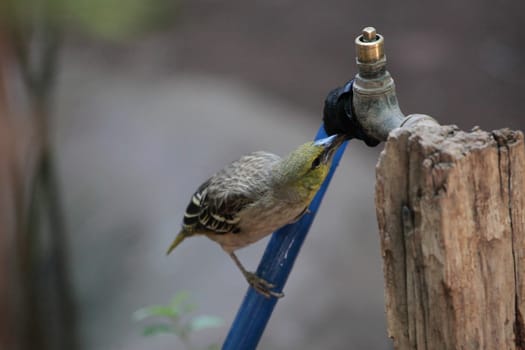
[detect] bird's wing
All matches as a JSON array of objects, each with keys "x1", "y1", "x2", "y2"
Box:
[
  {"x1": 182, "y1": 180, "x2": 252, "y2": 234},
  {"x1": 182, "y1": 151, "x2": 281, "y2": 235}
]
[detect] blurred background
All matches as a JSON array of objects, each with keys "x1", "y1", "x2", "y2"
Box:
[{"x1": 1, "y1": 0, "x2": 523, "y2": 349}]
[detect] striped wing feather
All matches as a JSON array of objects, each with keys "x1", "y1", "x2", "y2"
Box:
[
  {"x1": 182, "y1": 151, "x2": 281, "y2": 235},
  {"x1": 183, "y1": 181, "x2": 249, "y2": 234}
]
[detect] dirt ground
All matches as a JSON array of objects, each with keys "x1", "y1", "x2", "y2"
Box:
[
  {"x1": 56, "y1": 58, "x2": 386, "y2": 349},
  {"x1": 55, "y1": 1, "x2": 524, "y2": 349}
]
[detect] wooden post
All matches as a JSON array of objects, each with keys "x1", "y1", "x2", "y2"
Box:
[{"x1": 375, "y1": 124, "x2": 525, "y2": 349}]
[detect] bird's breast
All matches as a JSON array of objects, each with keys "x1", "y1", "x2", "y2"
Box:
[{"x1": 206, "y1": 199, "x2": 306, "y2": 253}]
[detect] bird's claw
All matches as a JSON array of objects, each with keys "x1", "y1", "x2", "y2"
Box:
[{"x1": 245, "y1": 272, "x2": 284, "y2": 299}]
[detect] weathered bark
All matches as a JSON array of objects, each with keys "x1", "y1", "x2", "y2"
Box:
[{"x1": 376, "y1": 124, "x2": 525, "y2": 349}]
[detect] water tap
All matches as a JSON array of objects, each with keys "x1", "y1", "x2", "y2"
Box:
[{"x1": 323, "y1": 27, "x2": 438, "y2": 144}]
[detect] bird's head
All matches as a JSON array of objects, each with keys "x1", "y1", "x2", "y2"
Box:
[{"x1": 276, "y1": 134, "x2": 346, "y2": 198}]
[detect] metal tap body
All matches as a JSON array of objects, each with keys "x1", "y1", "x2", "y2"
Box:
[{"x1": 353, "y1": 27, "x2": 437, "y2": 142}]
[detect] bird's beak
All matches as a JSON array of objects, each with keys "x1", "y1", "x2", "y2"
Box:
[{"x1": 314, "y1": 134, "x2": 346, "y2": 163}]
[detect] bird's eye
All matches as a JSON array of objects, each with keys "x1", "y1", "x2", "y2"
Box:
[{"x1": 311, "y1": 156, "x2": 322, "y2": 169}]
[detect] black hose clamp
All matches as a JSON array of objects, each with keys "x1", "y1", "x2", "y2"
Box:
[{"x1": 323, "y1": 79, "x2": 380, "y2": 147}]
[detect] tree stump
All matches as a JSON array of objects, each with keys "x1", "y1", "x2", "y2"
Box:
[{"x1": 375, "y1": 124, "x2": 525, "y2": 350}]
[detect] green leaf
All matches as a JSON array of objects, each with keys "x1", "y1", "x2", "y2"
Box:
[
  {"x1": 170, "y1": 291, "x2": 191, "y2": 308},
  {"x1": 133, "y1": 305, "x2": 177, "y2": 321},
  {"x1": 61, "y1": 0, "x2": 181, "y2": 39},
  {"x1": 142, "y1": 324, "x2": 174, "y2": 337},
  {"x1": 189, "y1": 315, "x2": 224, "y2": 332}
]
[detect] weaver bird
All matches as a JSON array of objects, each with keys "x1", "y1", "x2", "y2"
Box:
[{"x1": 167, "y1": 134, "x2": 345, "y2": 298}]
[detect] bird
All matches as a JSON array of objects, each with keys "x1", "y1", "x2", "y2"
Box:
[{"x1": 167, "y1": 134, "x2": 346, "y2": 298}]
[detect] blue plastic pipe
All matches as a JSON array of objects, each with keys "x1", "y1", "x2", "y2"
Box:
[{"x1": 222, "y1": 124, "x2": 349, "y2": 349}]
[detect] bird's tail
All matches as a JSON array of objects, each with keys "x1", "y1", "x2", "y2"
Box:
[{"x1": 166, "y1": 230, "x2": 191, "y2": 255}]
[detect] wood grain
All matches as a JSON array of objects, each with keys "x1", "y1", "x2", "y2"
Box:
[{"x1": 376, "y1": 125, "x2": 525, "y2": 349}]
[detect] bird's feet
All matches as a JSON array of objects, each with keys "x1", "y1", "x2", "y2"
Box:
[{"x1": 245, "y1": 272, "x2": 284, "y2": 299}]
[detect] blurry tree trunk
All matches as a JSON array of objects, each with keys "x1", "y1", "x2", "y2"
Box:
[
  {"x1": 2, "y1": 2, "x2": 79, "y2": 349},
  {"x1": 0, "y1": 29, "x2": 18, "y2": 350},
  {"x1": 375, "y1": 124, "x2": 525, "y2": 349}
]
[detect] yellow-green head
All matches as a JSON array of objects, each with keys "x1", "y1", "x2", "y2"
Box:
[{"x1": 274, "y1": 134, "x2": 345, "y2": 201}]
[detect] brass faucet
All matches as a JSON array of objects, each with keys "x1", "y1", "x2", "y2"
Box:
[{"x1": 353, "y1": 26, "x2": 438, "y2": 142}]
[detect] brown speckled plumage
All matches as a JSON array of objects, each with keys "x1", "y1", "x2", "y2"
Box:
[
  {"x1": 183, "y1": 151, "x2": 287, "y2": 250},
  {"x1": 167, "y1": 135, "x2": 345, "y2": 298}
]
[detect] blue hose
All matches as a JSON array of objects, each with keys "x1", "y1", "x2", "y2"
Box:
[{"x1": 222, "y1": 124, "x2": 349, "y2": 349}]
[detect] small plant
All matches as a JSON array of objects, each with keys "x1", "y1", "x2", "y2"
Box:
[{"x1": 133, "y1": 291, "x2": 223, "y2": 350}]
